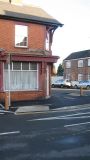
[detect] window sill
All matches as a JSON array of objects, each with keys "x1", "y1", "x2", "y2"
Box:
[{"x1": 15, "y1": 46, "x2": 28, "y2": 49}]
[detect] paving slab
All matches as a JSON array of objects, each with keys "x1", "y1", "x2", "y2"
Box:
[{"x1": 15, "y1": 105, "x2": 49, "y2": 114}]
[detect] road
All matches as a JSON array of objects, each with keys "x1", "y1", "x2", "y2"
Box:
[
  {"x1": 0, "y1": 102, "x2": 90, "y2": 160},
  {"x1": 9, "y1": 88, "x2": 90, "y2": 111}
]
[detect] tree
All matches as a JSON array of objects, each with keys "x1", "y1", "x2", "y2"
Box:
[{"x1": 57, "y1": 64, "x2": 64, "y2": 76}]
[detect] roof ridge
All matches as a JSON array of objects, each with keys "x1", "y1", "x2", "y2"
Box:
[{"x1": 64, "y1": 49, "x2": 90, "y2": 60}]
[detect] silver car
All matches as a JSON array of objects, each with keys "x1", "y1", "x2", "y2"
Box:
[
  {"x1": 78, "y1": 80, "x2": 90, "y2": 89},
  {"x1": 51, "y1": 79, "x2": 71, "y2": 88}
]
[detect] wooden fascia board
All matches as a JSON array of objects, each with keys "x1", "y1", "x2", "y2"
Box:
[
  {"x1": 0, "y1": 15, "x2": 62, "y2": 28},
  {"x1": 11, "y1": 54, "x2": 59, "y2": 63}
]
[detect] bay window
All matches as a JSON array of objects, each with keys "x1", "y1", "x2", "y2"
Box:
[{"x1": 4, "y1": 62, "x2": 38, "y2": 91}]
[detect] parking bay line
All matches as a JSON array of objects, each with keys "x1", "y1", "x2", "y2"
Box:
[
  {"x1": 53, "y1": 105, "x2": 90, "y2": 112},
  {"x1": 64, "y1": 121, "x2": 90, "y2": 128},
  {"x1": 27, "y1": 112, "x2": 90, "y2": 122},
  {"x1": 0, "y1": 131, "x2": 20, "y2": 136}
]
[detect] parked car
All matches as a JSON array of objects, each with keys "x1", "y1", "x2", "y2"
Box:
[
  {"x1": 77, "y1": 80, "x2": 90, "y2": 89},
  {"x1": 71, "y1": 81, "x2": 79, "y2": 89},
  {"x1": 51, "y1": 79, "x2": 71, "y2": 88}
]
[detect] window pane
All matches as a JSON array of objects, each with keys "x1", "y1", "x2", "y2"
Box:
[
  {"x1": 13, "y1": 62, "x2": 21, "y2": 70},
  {"x1": 78, "y1": 74, "x2": 83, "y2": 81},
  {"x1": 4, "y1": 70, "x2": 9, "y2": 90},
  {"x1": 30, "y1": 63, "x2": 37, "y2": 70},
  {"x1": 66, "y1": 61, "x2": 71, "y2": 68},
  {"x1": 78, "y1": 60, "x2": 83, "y2": 67},
  {"x1": 88, "y1": 74, "x2": 90, "y2": 80},
  {"x1": 11, "y1": 71, "x2": 22, "y2": 90},
  {"x1": 46, "y1": 31, "x2": 49, "y2": 50},
  {"x1": 88, "y1": 59, "x2": 90, "y2": 66},
  {"x1": 4, "y1": 63, "x2": 12, "y2": 70},
  {"x1": 15, "y1": 25, "x2": 28, "y2": 47},
  {"x1": 22, "y1": 62, "x2": 29, "y2": 70},
  {"x1": 4, "y1": 63, "x2": 8, "y2": 70}
]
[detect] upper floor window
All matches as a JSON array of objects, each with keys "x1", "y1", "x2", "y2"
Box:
[
  {"x1": 78, "y1": 60, "x2": 83, "y2": 67},
  {"x1": 88, "y1": 59, "x2": 90, "y2": 66},
  {"x1": 46, "y1": 31, "x2": 49, "y2": 50},
  {"x1": 66, "y1": 61, "x2": 71, "y2": 68},
  {"x1": 87, "y1": 74, "x2": 90, "y2": 80},
  {"x1": 15, "y1": 25, "x2": 28, "y2": 47}
]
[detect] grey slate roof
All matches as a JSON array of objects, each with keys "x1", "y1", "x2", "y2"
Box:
[
  {"x1": 64, "y1": 50, "x2": 90, "y2": 60},
  {"x1": 0, "y1": 1, "x2": 63, "y2": 27}
]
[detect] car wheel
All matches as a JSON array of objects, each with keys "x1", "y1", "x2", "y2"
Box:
[
  {"x1": 74, "y1": 85, "x2": 78, "y2": 89},
  {"x1": 86, "y1": 85, "x2": 90, "y2": 89},
  {"x1": 60, "y1": 84, "x2": 63, "y2": 88},
  {"x1": 52, "y1": 84, "x2": 55, "y2": 88}
]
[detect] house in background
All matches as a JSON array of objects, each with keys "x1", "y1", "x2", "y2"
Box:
[
  {"x1": 0, "y1": 0, "x2": 63, "y2": 109},
  {"x1": 63, "y1": 50, "x2": 90, "y2": 81}
]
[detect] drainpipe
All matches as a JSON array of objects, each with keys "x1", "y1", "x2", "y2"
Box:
[
  {"x1": 8, "y1": 54, "x2": 11, "y2": 107},
  {"x1": 5, "y1": 53, "x2": 11, "y2": 110}
]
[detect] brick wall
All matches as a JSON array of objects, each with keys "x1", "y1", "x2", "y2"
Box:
[
  {"x1": 64, "y1": 59, "x2": 90, "y2": 81},
  {"x1": 0, "y1": 19, "x2": 51, "y2": 108},
  {"x1": 0, "y1": 19, "x2": 46, "y2": 53}
]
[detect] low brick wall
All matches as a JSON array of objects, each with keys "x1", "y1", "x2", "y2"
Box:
[
  {"x1": 0, "y1": 90, "x2": 44, "y2": 110},
  {"x1": 11, "y1": 90, "x2": 44, "y2": 101},
  {"x1": 0, "y1": 92, "x2": 5, "y2": 101}
]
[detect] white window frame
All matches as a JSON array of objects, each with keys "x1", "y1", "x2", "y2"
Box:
[
  {"x1": 66, "y1": 61, "x2": 71, "y2": 68},
  {"x1": 78, "y1": 60, "x2": 83, "y2": 67},
  {"x1": 15, "y1": 24, "x2": 28, "y2": 48}
]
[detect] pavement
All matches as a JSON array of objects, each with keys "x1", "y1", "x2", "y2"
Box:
[
  {"x1": 9, "y1": 96, "x2": 53, "y2": 114},
  {"x1": 1, "y1": 88, "x2": 90, "y2": 115},
  {"x1": 15, "y1": 105, "x2": 49, "y2": 115}
]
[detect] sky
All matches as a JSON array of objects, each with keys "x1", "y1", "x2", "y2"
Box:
[{"x1": 22, "y1": 0, "x2": 90, "y2": 68}]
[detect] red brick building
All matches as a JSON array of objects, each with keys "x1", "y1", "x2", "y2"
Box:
[
  {"x1": 0, "y1": 1, "x2": 63, "y2": 109},
  {"x1": 63, "y1": 50, "x2": 90, "y2": 81}
]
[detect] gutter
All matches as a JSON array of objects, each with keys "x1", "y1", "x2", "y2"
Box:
[{"x1": 0, "y1": 14, "x2": 63, "y2": 28}]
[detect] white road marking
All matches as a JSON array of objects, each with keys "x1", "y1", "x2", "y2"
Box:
[
  {"x1": 28, "y1": 111, "x2": 90, "y2": 122},
  {"x1": 64, "y1": 115, "x2": 90, "y2": 119},
  {"x1": 52, "y1": 104, "x2": 90, "y2": 112},
  {"x1": 0, "y1": 113, "x2": 4, "y2": 115},
  {"x1": 0, "y1": 131, "x2": 20, "y2": 136},
  {"x1": 64, "y1": 121, "x2": 90, "y2": 127},
  {"x1": 28, "y1": 116, "x2": 59, "y2": 121},
  {"x1": 0, "y1": 110, "x2": 14, "y2": 114},
  {"x1": 60, "y1": 111, "x2": 90, "y2": 117},
  {"x1": 28, "y1": 115, "x2": 90, "y2": 122}
]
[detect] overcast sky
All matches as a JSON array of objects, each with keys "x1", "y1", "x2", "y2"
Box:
[{"x1": 23, "y1": 0, "x2": 90, "y2": 68}]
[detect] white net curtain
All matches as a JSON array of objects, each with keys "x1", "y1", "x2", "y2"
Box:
[{"x1": 4, "y1": 62, "x2": 38, "y2": 91}]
